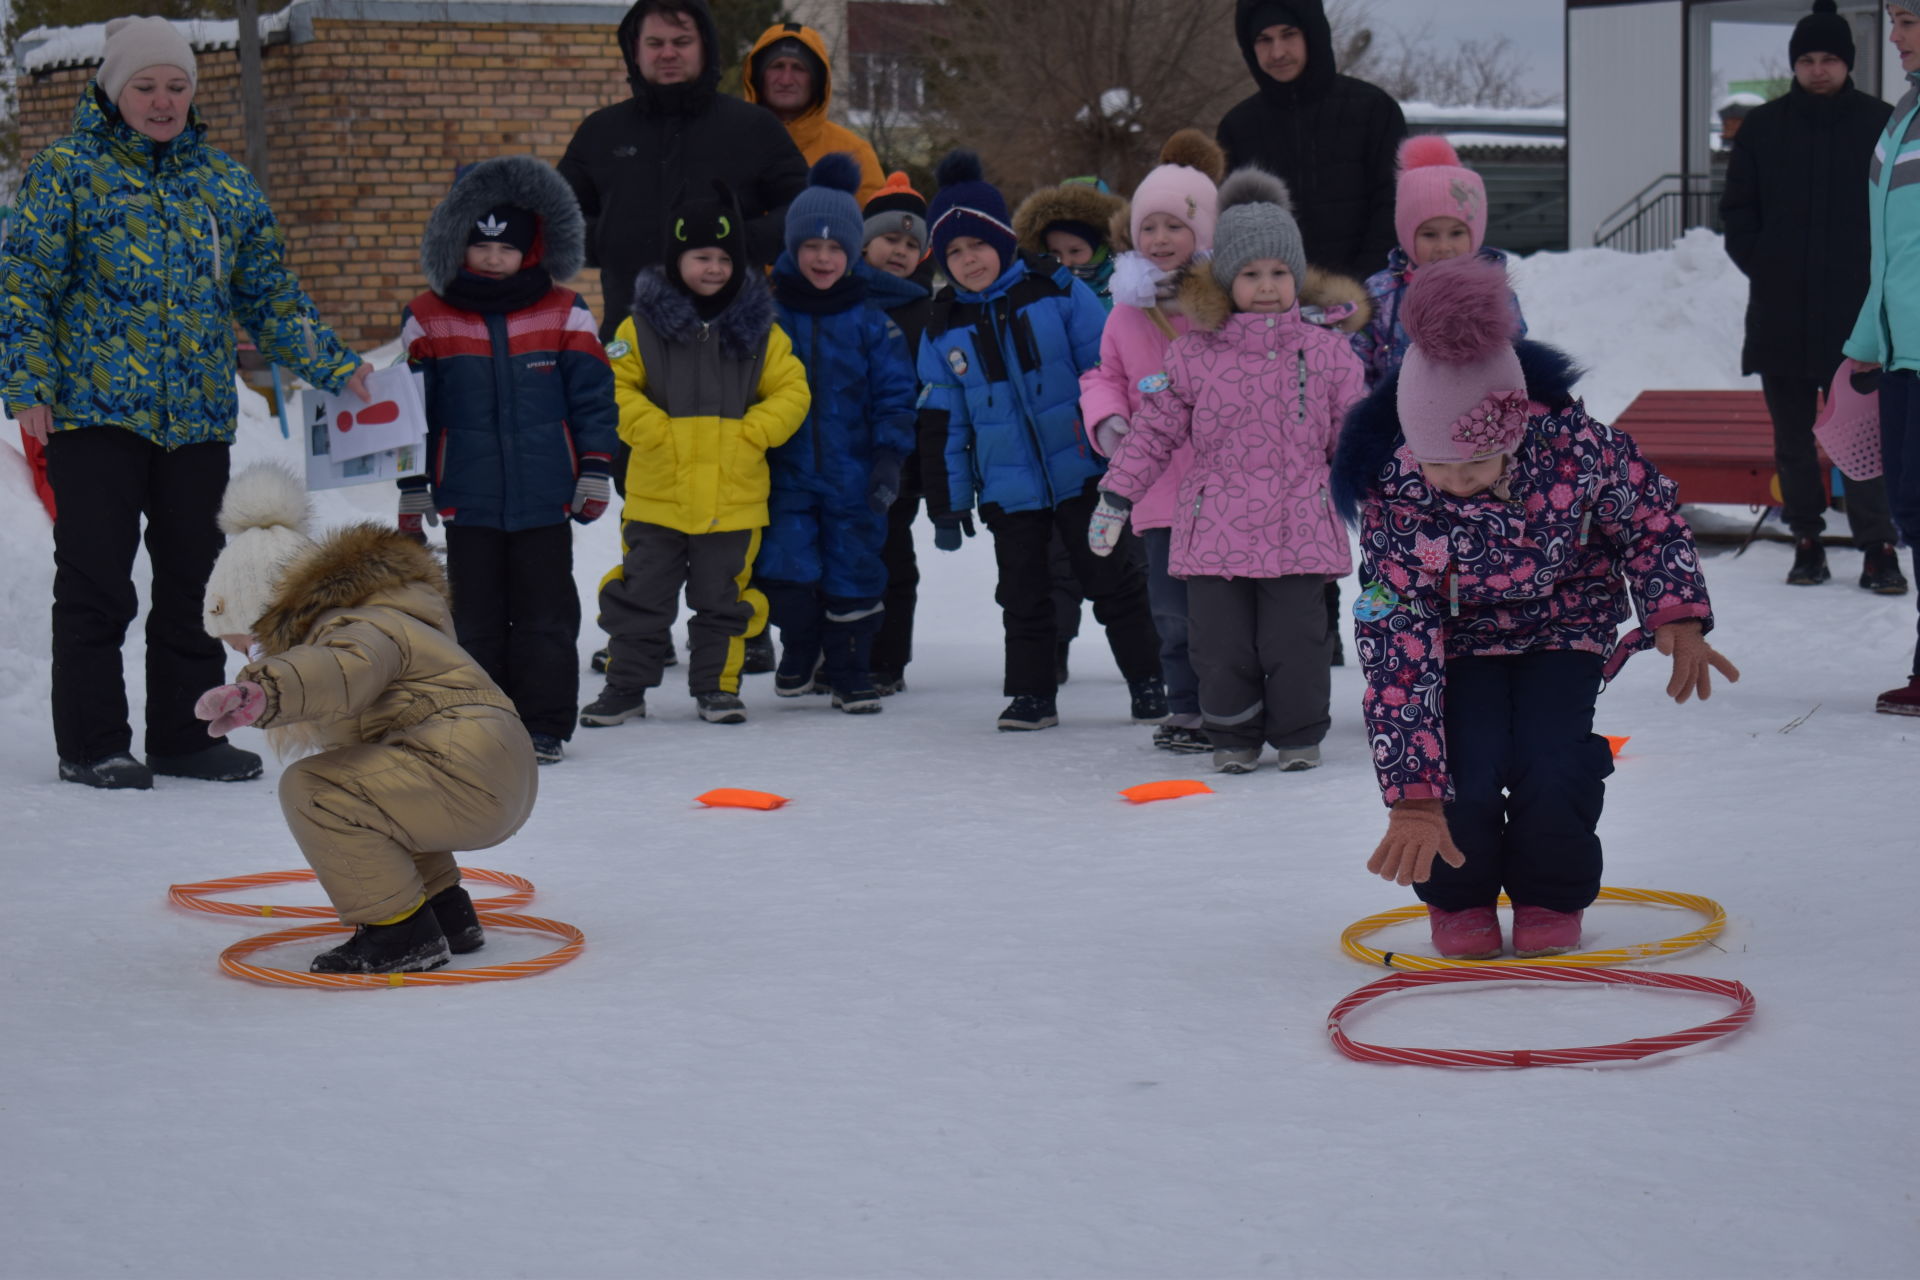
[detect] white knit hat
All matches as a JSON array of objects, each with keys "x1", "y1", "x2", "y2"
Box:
[
  {"x1": 203, "y1": 464, "x2": 314, "y2": 638},
  {"x1": 97, "y1": 16, "x2": 198, "y2": 102}
]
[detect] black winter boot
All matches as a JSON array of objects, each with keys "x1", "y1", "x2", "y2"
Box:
[
  {"x1": 1128, "y1": 676, "x2": 1170, "y2": 724},
  {"x1": 149, "y1": 742, "x2": 263, "y2": 782},
  {"x1": 997, "y1": 695, "x2": 1060, "y2": 731},
  {"x1": 1787, "y1": 537, "x2": 1830, "y2": 585},
  {"x1": 1859, "y1": 542, "x2": 1910, "y2": 595},
  {"x1": 743, "y1": 631, "x2": 777, "y2": 674},
  {"x1": 58, "y1": 753, "x2": 153, "y2": 790},
  {"x1": 310, "y1": 907, "x2": 451, "y2": 975},
  {"x1": 428, "y1": 885, "x2": 485, "y2": 955}
]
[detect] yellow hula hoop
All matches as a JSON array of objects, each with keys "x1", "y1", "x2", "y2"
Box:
[{"x1": 1340, "y1": 886, "x2": 1727, "y2": 971}]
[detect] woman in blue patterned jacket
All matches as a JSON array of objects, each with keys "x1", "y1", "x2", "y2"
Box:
[{"x1": 0, "y1": 19, "x2": 369, "y2": 790}]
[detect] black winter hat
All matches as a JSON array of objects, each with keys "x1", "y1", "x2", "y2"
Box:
[
  {"x1": 664, "y1": 180, "x2": 749, "y2": 311},
  {"x1": 467, "y1": 204, "x2": 537, "y2": 255},
  {"x1": 1790, "y1": 0, "x2": 1855, "y2": 69}
]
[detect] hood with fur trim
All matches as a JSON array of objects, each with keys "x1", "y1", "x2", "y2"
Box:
[
  {"x1": 253, "y1": 524, "x2": 452, "y2": 658},
  {"x1": 1013, "y1": 181, "x2": 1127, "y2": 256},
  {"x1": 420, "y1": 155, "x2": 586, "y2": 292},
  {"x1": 1167, "y1": 262, "x2": 1372, "y2": 336},
  {"x1": 629, "y1": 262, "x2": 777, "y2": 361},
  {"x1": 1331, "y1": 339, "x2": 1583, "y2": 525}
]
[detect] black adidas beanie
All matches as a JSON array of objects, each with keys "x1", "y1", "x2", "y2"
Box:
[{"x1": 467, "y1": 205, "x2": 537, "y2": 255}]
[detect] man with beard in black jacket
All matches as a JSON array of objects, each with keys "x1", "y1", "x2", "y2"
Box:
[
  {"x1": 1215, "y1": 0, "x2": 1404, "y2": 281},
  {"x1": 560, "y1": 0, "x2": 808, "y2": 341},
  {"x1": 1721, "y1": 0, "x2": 1907, "y2": 593}
]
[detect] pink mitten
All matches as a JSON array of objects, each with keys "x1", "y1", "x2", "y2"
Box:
[
  {"x1": 194, "y1": 681, "x2": 267, "y2": 736},
  {"x1": 1092, "y1": 414, "x2": 1130, "y2": 457}
]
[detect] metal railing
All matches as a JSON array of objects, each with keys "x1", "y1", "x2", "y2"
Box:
[{"x1": 1595, "y1": 174, "x2": 1724, "y2": 252}]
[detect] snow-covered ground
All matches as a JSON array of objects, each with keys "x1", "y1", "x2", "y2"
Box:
[{"x1": 3, "y1": 240, "x2": 1914, "y2": 1279}]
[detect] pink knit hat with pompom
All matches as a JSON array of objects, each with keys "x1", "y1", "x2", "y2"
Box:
[
  {"x1": 1395, "y1": 136, "x2": 1487, "y2": 261},
  {"x1": 1128, "y1": 131, "x2": 1227, "y2": 254},
  {"x1": 1397, "y1": 256, "x2": 1528, "y2": 463}
]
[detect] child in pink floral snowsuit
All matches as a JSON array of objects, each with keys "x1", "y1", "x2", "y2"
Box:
[
  {"x1": 1092, "y1": 168, "x2": 1366, "y2": 774},
  {"x1": 1331, "y1": 257, "x2": 1740, "y2": 960}
]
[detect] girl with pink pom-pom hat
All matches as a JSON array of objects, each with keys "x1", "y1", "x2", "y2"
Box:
[
  {"x1": 1330, "y1": 255, "x2": 1740, "y2": 962},
  {"x1": 1351, "y1": 135, "x2": 1529, "y2": 388}
]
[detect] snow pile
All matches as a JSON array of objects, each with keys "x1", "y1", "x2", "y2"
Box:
[
  {"x1": 18, "y1": 10, "x2": 295, "y2": 74},
  {"x1": 1510, "y1": 226, "x2": 1758, "y2": 422}
]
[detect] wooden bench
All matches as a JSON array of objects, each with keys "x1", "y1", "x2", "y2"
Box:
[{"x1": 1612, "y1": 389, "x2": 1828, "y2": 508}]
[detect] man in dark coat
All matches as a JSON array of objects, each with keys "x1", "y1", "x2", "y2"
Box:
[
  {"x1": 559, "y1": 0, "x2": 809, "y2": 340},
  {"x1": 1215, "y1": 0, "x2": 1405, "y2": 281},
  {"x1": 1721, "y1": 0, "x2": 1906, "y2": 592}
]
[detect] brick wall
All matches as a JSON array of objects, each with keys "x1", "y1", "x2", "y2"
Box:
[{"x1": 16, "y1": 20, "x2": 629, "y2": 351}]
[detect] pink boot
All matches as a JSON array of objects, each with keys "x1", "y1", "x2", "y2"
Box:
[
  {"x1": 1511, "y1": 904, "x2": 1584, "y2": 957},
  {"x1": 1427, "y1": 905, "x2": 1501, "y2": 960}
]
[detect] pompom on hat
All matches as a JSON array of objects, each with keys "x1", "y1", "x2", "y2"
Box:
[
  {"x1": 1395, "y1": 256, "x2": 1529, "y2": 464},
  {"x1": 1394, "y1": 136, "x2": 1487, "y2": 261},
  {"x1": 785, "y1": 152, "x2": 866, "y2": 259},
  {"x1": 97, "y1": 16, "x2": 198, "y2": 102},
  {"x1": 927, "y1": 150, "x2": 1017, "y2": 279},
  {"x1": 203, "y1": 464, "x2": 315, "y2": 638}
]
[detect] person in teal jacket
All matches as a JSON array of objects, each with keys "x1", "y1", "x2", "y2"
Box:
[
  {"x1": 766, "y1": 155, "x2": 918, "y2": 713},
  {"x1": 914, "y1": 150, "x2": 1166, "y2": 732},
  {"x1": 0, "y1": 19, "x2": 367, "y2": 789},
  {"x1": 1843, "y1": 2, "x2": 1920, "y2": 715}
]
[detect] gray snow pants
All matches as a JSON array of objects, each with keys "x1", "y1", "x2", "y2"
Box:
[
  {"x1": 1187, "y1": 573, "x2": 1332, "y2": 751},
  {"x1": 597, "y1": 521, "x2": 763, "y2": 696}
]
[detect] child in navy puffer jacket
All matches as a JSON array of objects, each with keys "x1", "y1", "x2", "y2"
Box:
[
  {"x1": 766, "y1": 155, "x2": 919, "y2": 712},
  {"x1": 399, "y1": 156, "x2": 617, "y2": 764},
  {"x1": 1333, "y1": 257, "x2": 1739, "y2": 962},
  {"x1": 915, "y1": 150, "x2": 1165, "y2": 732},
  {"x1": 1351, "y1": 137, "x2": 1527, "y2": 389}
]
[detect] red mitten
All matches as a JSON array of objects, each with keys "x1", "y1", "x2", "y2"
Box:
[{"x1": 194, "y1": 681, "x2": 267, "y2": 736}]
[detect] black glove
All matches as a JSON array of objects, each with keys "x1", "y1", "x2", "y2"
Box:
[
  {"x1": 933, "y1": 511, "x2": 976, "y2": 552},
  {"x1": 868, "y1": 451, "x2": 904, "y2": 515}
]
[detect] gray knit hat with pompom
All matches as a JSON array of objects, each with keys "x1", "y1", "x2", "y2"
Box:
[{"x1": 1210, "y1": 167, "x2": 1307, "y2": 292}]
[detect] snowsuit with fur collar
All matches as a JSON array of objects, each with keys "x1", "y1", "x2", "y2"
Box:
[
  {"x1": 242, "y1": 525, "x2": 537, "y2": 925},
  {"x1": 1331, "y1": 345, "x2": 1715, "y2": 807}
]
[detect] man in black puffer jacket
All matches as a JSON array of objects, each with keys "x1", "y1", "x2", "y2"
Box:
[
  {"x1": 1721, "y1": 0, "x2": 1905, "y2": 592},
  {"x1": 560, "y1": 0, "x2": 808, "y2": 340},
  {"x1": 1215, "y1": 0, "x2": 1404, "y2": 281}
]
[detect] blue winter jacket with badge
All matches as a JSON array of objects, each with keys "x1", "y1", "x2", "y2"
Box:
[
  {"x1": 1845, "y1": 70, "x2": 1920, "y2": 372},
  {"x1": 914, "y1": 252, "x2": 1111, "y2": 518},
  {"x1": 0, "y1": 85, "x2": 359, "y2": 447},
  {"x1": 768, "y1": 255, "x2": 918, "y2": 508}
]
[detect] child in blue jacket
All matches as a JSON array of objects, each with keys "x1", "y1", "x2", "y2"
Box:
[
  {"x1": 916, "y1": 151, "x2": 1166, "y2": 731},
  {"x1": 398, "y1": 156, "x2": 617, "y2": 765},
  {"x1": 766, "y1": 155, "x2": 920, "y2": 712}
]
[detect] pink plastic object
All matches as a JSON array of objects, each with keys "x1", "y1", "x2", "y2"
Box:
[{"x1": 1813, "y1": 361, "x2": 1883, "y2": 481}]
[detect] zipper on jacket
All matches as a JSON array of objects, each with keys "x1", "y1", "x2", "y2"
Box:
[
  {"x1": 1447, "y1": 567, "x2": 1460, "y2": 617},
  {"x1": 1296, "y1": 350, "x2": 1308, "y2": 423},
  {"x1": 986, "y1": 295, "x2": 1059, "y2": 508},
  {"x1": 809, "y1": 319, "x2": 823, "y2": 473},
  {"x1": 1579, "y1": 511, "x2": 1593, "y2": 545},
  {"x1": 205, "y1": 205, "x2": 222, "y2": 282}
]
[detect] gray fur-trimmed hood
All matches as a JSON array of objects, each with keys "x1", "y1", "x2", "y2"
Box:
[{"x1": 420, "y1": 155, "x2": 586, "y2": 292}]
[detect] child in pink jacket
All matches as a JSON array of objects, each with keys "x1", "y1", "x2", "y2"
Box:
[
  {"x1": 1091, "y1": 169, "x2": 1366, "y2": 774},
  {"x1": 1079, "y1": 129, "x2": 1227, "y2": 752}
]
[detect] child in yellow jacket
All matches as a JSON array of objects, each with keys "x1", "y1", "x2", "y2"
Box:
[{"x1": 581, "y1": 185, "x2": 810, "y2": 727}]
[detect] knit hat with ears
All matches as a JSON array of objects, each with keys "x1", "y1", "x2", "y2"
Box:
[
  {"x1": 785, "y1": 152, "x2": 866, "y2": 259},
  {"x1": 1396, "y1": 256, "x2": 1529, "y2": 464},
  {"x1": 1395, "y1": 136, "x2": 1487, "y2": 261},
  {"x1": 203, "y1": 464, "x2": 314, "y2": 638},
  {"x1": 1209, "y1": 166, "x2": 1307, "y2": 291},
  {"x1": 1791, "y1": 1, "x2": 1856, "y2": 68},
  {"x1": 1129, "y1": 129, "x2": 1228, "y2": 253},
  {"x1": 863, "y1": 171, "x2": 928, "y2": 250},
  {"x1": 665, "y1": 179, "x2": 749, "y2": 311},
  {"x1": 97, "y1": 15, "x2": 198, "y2": 102},
  {"x1": 927, "y1": 150, "x2": 1017, "y2": 276}
]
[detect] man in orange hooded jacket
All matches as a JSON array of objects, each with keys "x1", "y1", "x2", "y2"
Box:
[{"x1": 742, "y1": 23, "x2": 884, "y2": 204}]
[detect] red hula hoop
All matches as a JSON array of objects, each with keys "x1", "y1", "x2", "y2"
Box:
[{"x1": 1326, "y1": 965, "x2": 1756, "y2": 1069}]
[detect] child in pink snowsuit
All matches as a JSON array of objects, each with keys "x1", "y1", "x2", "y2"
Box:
[
  {"x1": 1332, "y1": 257, "x2": 1740, "y2": 959},
  {"x1": 1092, "y1": 168, "x2": 1366, "y2": 774}
]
